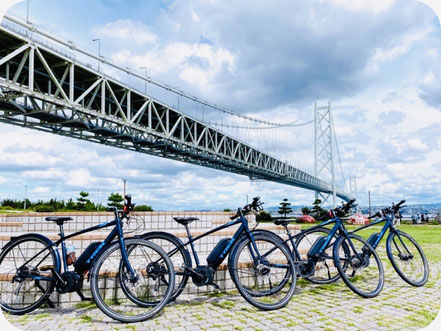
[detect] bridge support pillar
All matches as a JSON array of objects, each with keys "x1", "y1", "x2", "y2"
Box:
[{"x1": 314, "y1": 101, "x2": 337, "y2": 208}]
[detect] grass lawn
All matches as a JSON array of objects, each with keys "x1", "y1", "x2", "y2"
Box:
[{"x1": 298, "y1": 223, "x2": 441, "y2": 263}]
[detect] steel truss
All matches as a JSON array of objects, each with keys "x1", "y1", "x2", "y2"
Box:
[{"x1": 0, "y1": 22, "x2": 349, "y2": 200}]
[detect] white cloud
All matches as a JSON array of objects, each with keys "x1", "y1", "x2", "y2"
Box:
[
  {"x1": 407, "y1": 138, "x2": 429, "y2": 151},
  {"x1": 92, "y1": 19, "x2": 158, "y2": 47},
  {"x1": 34, "y1": 186, "x2": 50, "y2": 193},
  {"x1": 327, "y1": 0, "x2": 395, "y2": 14}
]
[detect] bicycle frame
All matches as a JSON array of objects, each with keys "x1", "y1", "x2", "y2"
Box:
[
  {"x1": 167, "y1": 214, "x2": 263, "y2": 272},
  {"x1": 10, "y1": 210, "x2": 136, "y2": 282},
  {"x1": 272, "y1": 213, "x2": 364, "y2": 264}
]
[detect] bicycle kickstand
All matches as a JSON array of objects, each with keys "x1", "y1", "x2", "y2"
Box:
[{"x1": 76, "y1": 289, "x2": 93, "y2": 301}]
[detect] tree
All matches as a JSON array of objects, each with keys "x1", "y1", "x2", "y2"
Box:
[
  {"x1": 223, "y1": 208, "x2": 232, "y2": 212},
  {"x1": 301, "y1": 207, "x2": 311, "y2": 215},
  {"x1": 77, "y1": 191, "x2": 92, "y2": 211},
  {"x1": 278, "y1": 198, "x2": 293, "y2": 218},
  {"x1": 107, "y1": 192, "x2": 124, "y2": 209},
  {"x1": 310, "y1": 199, "x2": 328, "y2": 219},
  {"x1": 66, "y1": 198, "x2": 77, "y2": 210}
]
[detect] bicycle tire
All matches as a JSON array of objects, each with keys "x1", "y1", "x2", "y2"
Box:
[
  {"x1": 0, "y1": 235, "x2": 57, "y2": 315},
  {"x1": 386, "y1": 231, "x2": 429, "y2": 287},
  {"x1": 229, "y1": 234, "x2": 297, "y2": 310},
  {"x1": 295, "y1": 227, "x2": 342, "y2": 284},
  {"x1": 333, "y1": 233, "x2": 384, "y2": 298},
  {"x1": 90, "y1": 239, "x2": 175, "y2": 323}
]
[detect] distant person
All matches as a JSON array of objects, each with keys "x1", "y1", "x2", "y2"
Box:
[
  {"x1": 421, "y1": 214, "x2": 425, "y2": 224},
  {"x1": 417, "y1": 214, "x2": 421, "y2": 224},
  {"x1": 411, "y1": 215, "x2": 416, "y2": 224},
  {"x1": 425, "y1": 213, "x2": 429, "y2": 223}
]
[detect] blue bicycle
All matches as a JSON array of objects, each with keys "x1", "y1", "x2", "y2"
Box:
[
  {"x1": 139, "y1": 197, "x2": 297, "y2": 310},
  {"x1": 0, "y1": 195, "x2": 175, "y2": 323},
  {"x1": 258, "y1": 199, "x2": 385, "y2": 298},
  {"x1": 352, "y1": 200, "x2": 429, "y2": 287}
]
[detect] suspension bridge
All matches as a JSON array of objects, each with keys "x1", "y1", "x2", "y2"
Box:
[{"x1": 0, "y1": 15, "x2": 351, "y2": 205}]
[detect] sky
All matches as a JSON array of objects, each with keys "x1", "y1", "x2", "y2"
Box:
[{"x1": 1, "y1": 0, "x2": 441, "y2": 210}]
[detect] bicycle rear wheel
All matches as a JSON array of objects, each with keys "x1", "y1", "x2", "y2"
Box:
[
  {"x1": 138, "y1": 232, "x2": 191, "y2": 302},
  {"x1": 90, "y1": 239, "x2": 174, "y2": 323},
  {"x1": 0, "y1": 235, "x2": 57, "y2": 315},
  {"x1": 295, "y1": 227, "x2": 341, "y2": 284},
  {"x1": 333, "y1": 234, "x2": 384, "y2": 298},
  {"x1": 229, "y1": 234, "x2": 296, "y2": 310},
  {"x1": 386, "y1": 231, "x2": 429, "y2": 286}
]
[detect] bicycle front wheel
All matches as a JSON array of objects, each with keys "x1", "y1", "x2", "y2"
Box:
[
  {"x1": 90, "y1": 239, "x2": 175, "y2": 323},
  {"x1": 386, "y1": 231, "x2": 429, "y2": 286},
  {"x1": 0, "y1": 235, "x2": 57, "y2": 315},
  {"x1": 333, "y1": 234, "x2": 384, "y2": 298},
  {"x1": 229, "y1": 234, "x2": 296, "y2": 310}
]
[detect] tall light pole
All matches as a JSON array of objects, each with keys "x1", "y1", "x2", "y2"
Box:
[
  {"x1": 139, "y1": 67, "x2": 147, "y2": 94},
  {"x1": 92, "y1": 38, "x2": 101, "y2": 71},
  {"x1": 26, "y1": 0, "x2": 30, "y2": 23},
  {"x1": 97, "y1": 190, "x2": 100, "y2": 211},
  {"x1": 123, "y1": 179, "x2": 127, "y2": 198},
  {"x1": 368, "y1": 190, "x2": 372, "y2": 217},
  {"x1": 24, "y1": 185, "x2": 27, "y2": 210}
]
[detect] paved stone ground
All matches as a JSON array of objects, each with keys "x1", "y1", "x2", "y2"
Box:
[{"x1": 3, "y1": 261, "x2": 441, "y2": 331}]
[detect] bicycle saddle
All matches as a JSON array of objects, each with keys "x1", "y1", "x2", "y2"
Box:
[
  {"x1": 45, "y1": 217, "x2": 73, "y2": 225},
  {"x1": 273, "y1": 218, "x2": 291, "y2": 226},
  {"x1": 173, "y1": 217, "x2": 199, "y2": 226}
]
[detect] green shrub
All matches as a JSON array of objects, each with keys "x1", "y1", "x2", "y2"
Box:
[
  {"x1": 134, "y1": 205, "x2": 153, "y2": 212},
  {"x1": 35, "y1": 204, "x2": 55, "y2": 212}
]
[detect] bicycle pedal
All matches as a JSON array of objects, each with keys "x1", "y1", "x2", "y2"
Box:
[{"x1": 39, "y1": 265, "x2": 55, "y2": 271}]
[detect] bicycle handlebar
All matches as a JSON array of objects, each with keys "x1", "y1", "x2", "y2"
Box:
[
  {"x1": 230, "y1": 197, "x2": 264, "y2": 220},
  {"x1": 368, "y1": 212, "x2": 381, "y2": 220}
]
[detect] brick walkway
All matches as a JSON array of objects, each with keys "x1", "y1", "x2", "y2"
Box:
[{"x1": 3, "y1": 261, "x2": 441, "y2": 331}]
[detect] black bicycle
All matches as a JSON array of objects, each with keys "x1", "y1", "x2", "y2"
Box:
[
  {"x1": 138, "y1": 197, "x2": 297, "y2": 310},
  {"x1": 256, "y1": 199, "x2": 385, "y2": 298},
  {"x1": 0, "y1": 195, "x2": 175, "y2": 323},
  {"x1": 352, "y1": 200, "x2": 429, "y2": 287}
]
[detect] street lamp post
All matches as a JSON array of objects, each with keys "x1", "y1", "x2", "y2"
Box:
[
  {"x1": 92, "y1": 38, "x2": 101, "y2": 71},
  {"x1": 26, "y1": 0, "x2": 30, "y2": 23},
  {"x1": 139, "y1": 67, "x2": 147, "y2": 94},
  {"x1": 24, "y1": 185, "x2": 27, "y2": 210}
]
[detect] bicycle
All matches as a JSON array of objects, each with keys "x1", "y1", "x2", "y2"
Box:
[
  {"x1": 351, "y1": 200, "x2": 429, "y2": 286},
  {"x1": 0, "y1": 195, "x2": 175, "y2": 323},
  {"x1": 255, "y1": 199, "x2": 385, "y2": 298},
  {"x1": 138, "y1": 197, "x2": 297, "y2": 310}
]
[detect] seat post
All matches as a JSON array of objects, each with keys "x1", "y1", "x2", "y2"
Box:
[
  {"x1": 183, "y1": 224, "x2": 192, "y2": 239},
  {"x1": 58, "y1": 222, "x2": 65, "y2": 239},
  {"x1": 184, "y1": 223, "x2": 200, "y2": 267},
  {"x1": 57, "y1": 222, "x2": 68, "y2": 272}
]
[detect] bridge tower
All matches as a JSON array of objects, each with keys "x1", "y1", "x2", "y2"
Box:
[{"x1": 314, "y1": 101, "x2": 336, "y2": 207}]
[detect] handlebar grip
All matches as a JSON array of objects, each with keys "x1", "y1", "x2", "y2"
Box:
[{"x1": 397, "y1": 200, "x2": 406, "y2": 206}]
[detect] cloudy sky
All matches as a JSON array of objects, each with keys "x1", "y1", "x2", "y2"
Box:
[{"x1": 1, "y1": 0, "x2": 441, "y2": 210}]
